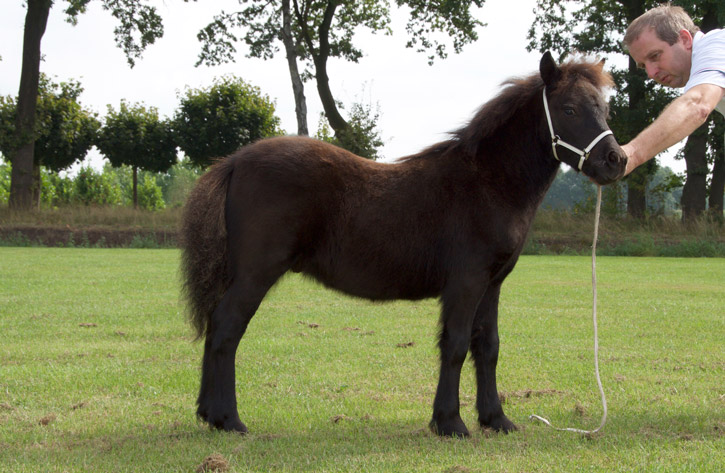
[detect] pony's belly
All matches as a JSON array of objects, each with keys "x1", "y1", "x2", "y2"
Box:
[{"x1": 301, "y1": 259, "x2": 442, "y2": 302}]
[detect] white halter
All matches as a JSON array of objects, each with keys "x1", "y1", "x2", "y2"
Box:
[{"x1": 542, "y1": 87, "x2": 613, "y2": 171}]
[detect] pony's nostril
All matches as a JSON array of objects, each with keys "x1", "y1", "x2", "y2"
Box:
[{"x1": 607, "y1": 151, "x2": 621, "y2": 165}]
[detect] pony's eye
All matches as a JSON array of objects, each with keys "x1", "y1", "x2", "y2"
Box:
[{"x1": 564, "y1": 107, "x2": 576, "y2": 116}]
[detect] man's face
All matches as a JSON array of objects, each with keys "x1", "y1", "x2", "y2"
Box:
[{"x1": 628, "y1": 27, "x2": 693, "y2": 88}]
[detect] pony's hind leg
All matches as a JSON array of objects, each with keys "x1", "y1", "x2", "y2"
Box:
[
  {"x1": 470, "y1": 283, "x2": 517, "y2": 433},
  {"x1": 196, "y1": 273, "x2": 278, "y2": 433}
]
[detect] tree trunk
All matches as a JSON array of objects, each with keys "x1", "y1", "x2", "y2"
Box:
[
  {"x1": 681, "y1": 121, "x2": 709, "y2": 222},
  {"x1": 710, "y1": 149, "x2": 724, "y2": 219},
  {"x1": 701, "y1": 2, "x2": 724, "y2": 220},
  {"x1": 626, "y1": 167, "x2": 648, "y2": 219},
  {"x1": 9, "y1": 0, "x2": 51, "y2": 211},
  {"x1": 296, "y1": 0, "x2": 349, "y2": 136},
  {"x1": 132, "y1": 166, "x2": 138, "y2": 209},
  {"x1": 313, "y1": 54, "x2": 349, "y2": 134},
  {"x1": 281, "y1": 0, "x2": 308, "y2": 136},
  {"x1": 624, "y1": 54, "x2": 649, "y2": 219},
  {"x1": 33, "y1": 164, "x2": 41, "y2": 210},
  {"x1": 313, "y1": 1, "x2": 348, "y2": 135},
  {"x1": 708, "y1": 115, "x2": 724, "y2": 219}
]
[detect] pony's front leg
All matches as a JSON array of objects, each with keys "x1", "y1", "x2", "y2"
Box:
[
  {"x1": 430, "y1": 284, "x2": 482, "y2": 437},
  {"x1": 470, "y1": 283, "x2": 517, "y2": 433}
]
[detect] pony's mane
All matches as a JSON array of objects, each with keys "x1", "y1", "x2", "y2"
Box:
[{"x1": 405, "y1": 57, "x2": 614, "y2": 161}]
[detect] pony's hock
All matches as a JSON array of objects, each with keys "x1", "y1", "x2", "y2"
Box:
[{"x1": 180, "y1": 52, "x2": 627, "y2": 437}]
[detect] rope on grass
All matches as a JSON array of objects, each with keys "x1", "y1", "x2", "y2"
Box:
[{"x1": 529, "y1": 185, "x2": 608, "y2": 435}]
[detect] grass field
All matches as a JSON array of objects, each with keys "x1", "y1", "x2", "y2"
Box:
[{"x1": 1, "y1": 248, "x2": 723, "y2": 472}]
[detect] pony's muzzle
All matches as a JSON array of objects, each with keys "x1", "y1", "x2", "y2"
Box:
[
  {"x1": 607, "y1": 150, "x2": 627, "y2": 167},
  {"x1": 598, "y1": 149, "x2": 627, "y2": 183}
]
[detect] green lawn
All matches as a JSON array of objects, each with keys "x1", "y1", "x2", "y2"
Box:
[{"x1": 0, "y1": 248, "x2": 723, "y2": 472}]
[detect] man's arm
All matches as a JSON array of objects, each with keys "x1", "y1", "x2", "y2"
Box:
[{"x1": 621, "y1": 83, "x2": 725, "y2": 175}]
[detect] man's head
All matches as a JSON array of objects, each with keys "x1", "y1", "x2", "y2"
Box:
[{"x1": 623, "y1": 5, "x2": 700, "y2": 88}]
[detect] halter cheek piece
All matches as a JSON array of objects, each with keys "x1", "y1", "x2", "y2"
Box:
[{"x1": 542, "y1": 87, "x2": 613, "y2": 171}]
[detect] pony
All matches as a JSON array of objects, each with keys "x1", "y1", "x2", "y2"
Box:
[{"x1": 180, "y1": 52, "x2": 627, "y2": 437}]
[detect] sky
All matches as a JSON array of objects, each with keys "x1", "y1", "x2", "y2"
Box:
[{"x1": 0, "y1": 0, "x2": 685, "y2": 173}]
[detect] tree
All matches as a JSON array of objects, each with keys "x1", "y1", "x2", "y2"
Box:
[
  {"x1": 173, "y1": 76, "x2": 282, "y2": 168},
  {"x1": 8, "y1": 0, "x2": 166, "y2": 211},
  {"x1": 96, "y1": 101, "x2": 177, "y2": 208},
  {"x1": 0, "y1": 75, "x2": 100, "y2": 207},
  {"x1": 197, "y1": 0, "x2": 310, "y2": 136},
  {"x1": 196, "y1": 0, "x2": 485, "y2": 152}
]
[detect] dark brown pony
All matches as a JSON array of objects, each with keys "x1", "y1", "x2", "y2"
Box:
[{"x1": 180, "y1": 52, "x2": 626, "y2": 437}]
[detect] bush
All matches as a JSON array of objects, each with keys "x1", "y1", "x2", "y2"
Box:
[
  {"x1": 315, "y1": 100, "x2": 384, "y2": 160},
  {"x1": 137, "y1": 174, "x2": 165, "y2": 211},
  {"x1": 73, "y1": 166, "x2": 122, "y2": 206},
  {"x1": 158, "y1": 159, "x2": 201, "y2": 208},
  {"x1": 0, "y1": 160, "x2": 10, "y2": 205},
  {"x1": 42, "y1": 169, "x2": 74, "y2": 206}
]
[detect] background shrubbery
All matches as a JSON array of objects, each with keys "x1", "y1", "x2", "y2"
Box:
[{"x1": 0, "y1": 159, "x2": 200, "y2": 211}]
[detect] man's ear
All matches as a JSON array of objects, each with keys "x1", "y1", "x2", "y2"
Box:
[
  {"x1": 679, "y1": 29, "x2": 694, "y2": 50},
  {"x1": 540, "y1": 51, "x2": 562, "y2": 88}
]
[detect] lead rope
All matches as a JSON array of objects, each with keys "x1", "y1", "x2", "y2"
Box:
[{"x1": 529, "y1": 185, "x2": 607, "y2": 435}]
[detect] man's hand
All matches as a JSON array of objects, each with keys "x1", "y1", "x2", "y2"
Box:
[{"x1": 620, "y1": 143, "x2": 638, "y2": 176}]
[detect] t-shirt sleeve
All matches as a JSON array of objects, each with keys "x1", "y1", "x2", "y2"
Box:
[
  {"x1": 683, "y1": 30, "x2": 725, "y2": 116},
  {"x1": 685, "y1": 69, "x2": 725, "y2": 92}
]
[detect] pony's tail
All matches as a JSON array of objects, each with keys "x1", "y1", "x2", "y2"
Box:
[{"x1": 180, "y1": 158, "x2": 235, "y2": 340}]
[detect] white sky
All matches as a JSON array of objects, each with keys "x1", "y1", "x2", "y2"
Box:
[{"x1": 0, "y1": 0, "x2": 685, "y2": 173}]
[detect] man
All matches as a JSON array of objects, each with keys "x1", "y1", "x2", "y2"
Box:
[{"x1": 621, "y1": 5, "x2": 725, "y2": 176}]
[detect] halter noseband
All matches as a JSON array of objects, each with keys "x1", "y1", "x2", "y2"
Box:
[{"x1": 542, "y1": 87, "x2": 613, "y2": 171}]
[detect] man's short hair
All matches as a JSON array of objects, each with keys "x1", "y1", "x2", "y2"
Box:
[{"x1": 623, "y1": 4, "x2": 700, "y2": 50}]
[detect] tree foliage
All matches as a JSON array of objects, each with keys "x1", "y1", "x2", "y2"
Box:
[
  {"x1": 34, "y1": 76, "x2": 100, "y2": 171},
  {"x1": 0, "y1": 75, "x2": 99, "y2": 172},
  {"x1": 173, "y1": 76, "x2": 282, "y2": 168},
  {"x1": 398, "y1": 0, "x2": 486, "y2": 64},
  {"x1": 62, "y1": 0, "x2": 167, "y2": 67},
  {"x1": 197, "y1": 1, "x2": 485, "y2": 67}
]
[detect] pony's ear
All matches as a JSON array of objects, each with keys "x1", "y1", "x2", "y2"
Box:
[
  {"x1": 540, "y1": 51, "x2": 561, "y2": 87},
  {"x1": 596, "y1": 58, "x2": 606, "y2": 72}
]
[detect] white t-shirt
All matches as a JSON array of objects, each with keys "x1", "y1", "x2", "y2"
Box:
[{"x1": 684, "y1": 29, "x2": 725, "y2": 117}]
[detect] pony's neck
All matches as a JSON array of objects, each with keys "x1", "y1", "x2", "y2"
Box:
[{"x1": 474, "y1": 93, "x2": 561, "y2": 211}]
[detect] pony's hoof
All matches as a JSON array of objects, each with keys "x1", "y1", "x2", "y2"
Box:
[
  {"x1": 198, "y1": 409, "x2": 248, "y2": 434},
  {"x1": 480, "y1": 415, "x2": 517, "y2": 434},
  {"x1": 429, "y1": 418, "x2": 470, "y2": 438},
  {"x1": 218, "y1": 418, "x2": 248, "y2": 434}
]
